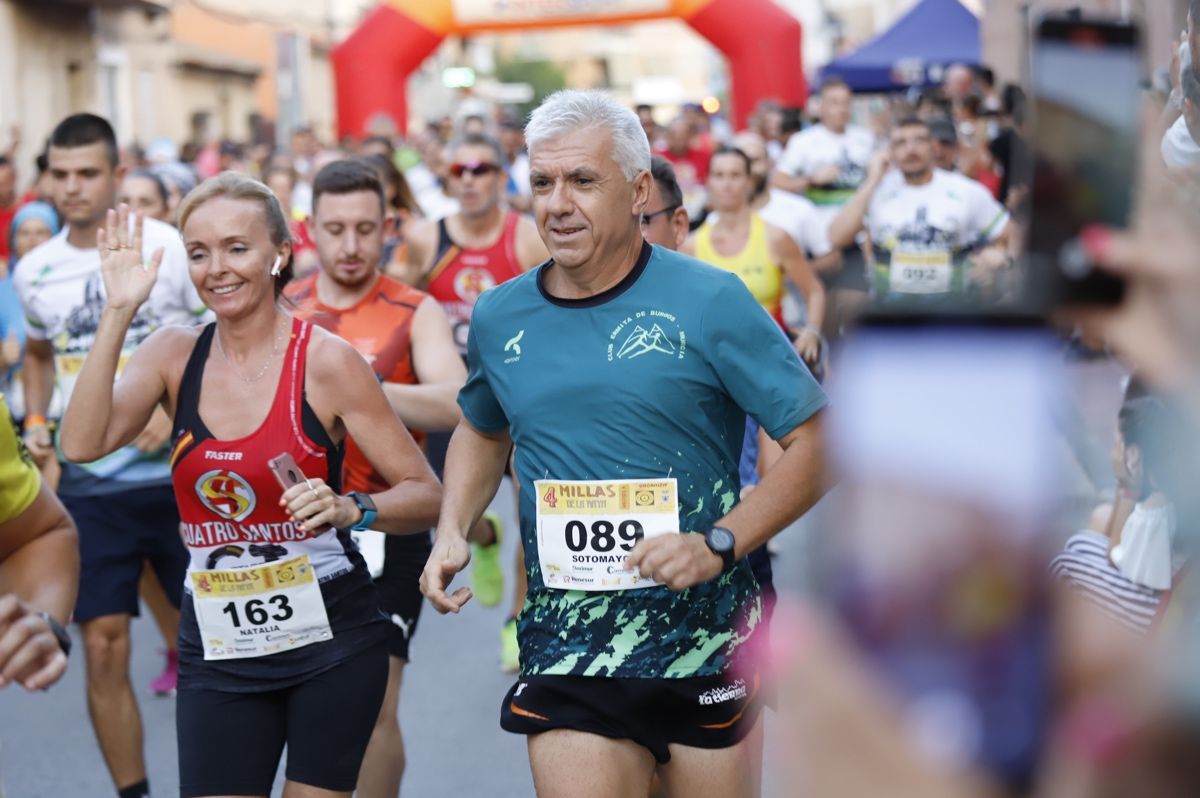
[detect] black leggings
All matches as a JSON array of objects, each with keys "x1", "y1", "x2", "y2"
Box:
[{"x1": 177, "y1": 641, "x2": 388, "y2": 797}]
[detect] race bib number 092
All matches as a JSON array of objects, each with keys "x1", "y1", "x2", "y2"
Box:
[
  {"x1": 889, "y1": 249, "x2": 952, "y2": 294},
  {"x1": 535, "y1": 478, "x2": 679, "y2": 591}
]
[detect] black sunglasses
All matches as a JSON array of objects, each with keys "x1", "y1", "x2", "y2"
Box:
[{"x1": 640, "y1": 204, "x2": 681, "y2": 226}]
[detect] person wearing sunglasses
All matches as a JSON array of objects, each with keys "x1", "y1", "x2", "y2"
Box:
[{"x1": 402, "y1": 131, "x2": 548, "y2": 671}]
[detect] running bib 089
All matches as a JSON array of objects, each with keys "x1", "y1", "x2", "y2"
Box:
[
  {"x1": 889, "y1": 249, "x2": 952, "y2": 294},
  {"x1": 534, "y1": 478, "x2": 679, "y2": 591},
  {"x1": 190, "y1": 554, "x2": 332, "y2": 660}
]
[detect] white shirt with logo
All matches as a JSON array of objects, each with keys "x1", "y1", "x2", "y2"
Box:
[{"x1": 14, "y1": 219, "x2": 209, "y2": 483}]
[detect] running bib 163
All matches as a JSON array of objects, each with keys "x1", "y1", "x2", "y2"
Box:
[
  {"x1": 889, "y1": 249, "x2": 952, "y2": 294},
  {"x1": 191, "y1": 554, "x2": 332, "y2": 660},
  {"x1": 534, "y1": 478, "x2": 679, "y2": 591}
]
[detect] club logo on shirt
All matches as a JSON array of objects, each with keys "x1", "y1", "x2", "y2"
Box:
[
  {"x1": 454, "y1": 267, "x2": 498, "y2": 304},
  {"x1": 607, "y1": 309, "x2": 687, "y2": 362},
  {"x1": 196, "y1": 469, "x2": 257, "y2": 521}
]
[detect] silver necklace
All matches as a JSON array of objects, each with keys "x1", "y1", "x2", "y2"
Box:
[{"x1": 215, "y1": 319, "x2": 285, "y2": 384}]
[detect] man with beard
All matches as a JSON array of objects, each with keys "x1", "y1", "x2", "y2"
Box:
[
  {"x1": 829, "y1": 117, "x2": 1012, "y2": 302},
  {"x1": 286, "y1": 159, "x2": 464, "y2": 797}
]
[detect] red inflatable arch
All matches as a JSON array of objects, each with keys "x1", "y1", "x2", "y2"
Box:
[{"x1": 332, "y1": 0, "x2": 806, "y2": 136}]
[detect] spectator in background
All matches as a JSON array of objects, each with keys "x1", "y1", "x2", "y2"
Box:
[
  {"x1": 655, "y1": 117, "x2": 712, "y2": 217},
  {"x1": 636, "y1": 104, "x2": 662, "y2": 149},
  {"x1": 975, "y1": 65, "x2": 1002, "y2": 112},
  {"x1": 1051, "y1": 385, "x2": 1185, "y2": 632},
  {"x1": 0, "y1": 156, "x2": 19, "y2": 262},
  {"x1": 362, "y1": 134, "x2": 396, "y2": 160},
  {"x1": 499, "y1": 114, "x2": 532, "y2": 214},
  {"x1": 1, "y1": 202, "x2": 58, "y2": 404},
  {"x1": 118, "y1": 169, "x2": 171, "y2": 223},
  {"x1": 989, "y1": 84, "x2": 1032, "y2": 214},
  {"x1": 363, "y1": 152, "x2": 422, "y2": 278},
  {"x1": 943, "y1": 63, "x2": 975, "y2": 110},
  {"x1": 1163, "y1": 40, "x2": 1200, "y2": 170},
  {"x1": 150, "y1": 162, "x2": 197, "y2": 223},
  {"x1": 264, "y1": 162, "x2": 319, "y2": 276},
  {"x1": 929, "y1": 117, "x2": 960, "y2": 171}
]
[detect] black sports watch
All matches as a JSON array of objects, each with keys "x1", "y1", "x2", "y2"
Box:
[
  {"x1": 704, "y1": 527, "x2": 737, "y2": 571},
  {"x1": 38, "y1": 612, "x2": 71, "y2": 657}
]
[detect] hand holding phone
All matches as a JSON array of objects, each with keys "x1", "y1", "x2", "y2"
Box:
[{"x1": 268, "y1": 452, "x2": 333, "y2": 536}]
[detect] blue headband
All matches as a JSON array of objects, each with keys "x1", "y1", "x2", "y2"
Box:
[{"x1": 10, "y1": 201, "x2": 61, "y2": 242}]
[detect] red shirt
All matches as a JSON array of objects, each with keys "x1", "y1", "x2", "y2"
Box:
[
  {"x1": 0, "y1": 203, "x2": 17, "y2": 261},
  {"x1": 654, "y1": 145, "x2": 712, "y2": 190}
]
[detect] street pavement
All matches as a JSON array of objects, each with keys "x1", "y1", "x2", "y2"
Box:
[{"x1": 0, "y1": 357, "x2": 1126, "y2": 796}]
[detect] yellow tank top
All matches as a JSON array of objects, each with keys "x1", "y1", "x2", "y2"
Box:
[
  {"x1": 694, "y1": 214, "x2": 783, "y2": 321},
  {"x1": 0, "y1": 393, "x2": 40, "y2": 524}
]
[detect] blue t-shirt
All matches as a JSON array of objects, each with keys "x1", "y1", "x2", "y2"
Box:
[{"x1": 460, "y1": 242, "x2": 827, "y2": 678}]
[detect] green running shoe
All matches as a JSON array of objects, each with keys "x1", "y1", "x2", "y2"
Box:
[
  {"x1": 471, "y1": 512, "x2": 504, "y2": 608},
  {"x1": 500, "y1": 617, "x2": 520, "y2": 673}
]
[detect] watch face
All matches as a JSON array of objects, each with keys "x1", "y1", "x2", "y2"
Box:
[
  {"x1": 710, "y1": 527, "x2": 735, "y2": 552},
  {"x1": 355, "y1": 492, "x2": 377, "y2": 513}
]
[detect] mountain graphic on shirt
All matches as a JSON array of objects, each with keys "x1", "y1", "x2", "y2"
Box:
[{"x1": 616, "y1": 324, "x2": 676, "y2": 360}]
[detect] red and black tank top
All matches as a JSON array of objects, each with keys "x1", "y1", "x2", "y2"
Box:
[
  {"x1": 170, "y1": 317, "x2": 356, "y2": 580},
  {"x1": 422, "y1": 211, "x2": 524, "y2": 353}
]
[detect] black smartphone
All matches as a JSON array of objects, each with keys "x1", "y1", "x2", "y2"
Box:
[{"x1": 1026, "y1": 15, "x2": 1140, "y2": 308}]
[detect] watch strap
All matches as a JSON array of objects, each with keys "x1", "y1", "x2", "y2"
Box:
[
  {"x1": 349, "y1": 492, "x2": 378, "y2": 531},
  {"x1": 38, "y1": 612, "x2": 71, "y2": 657}
]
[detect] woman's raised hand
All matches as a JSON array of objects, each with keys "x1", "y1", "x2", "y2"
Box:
[{"x1": 97, "y1": 203, "x2": 164, "y2": 313}]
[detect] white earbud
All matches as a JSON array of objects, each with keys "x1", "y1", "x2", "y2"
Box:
[{"x1": 270, "y1": 255, "x2": 283, "y2": 277}]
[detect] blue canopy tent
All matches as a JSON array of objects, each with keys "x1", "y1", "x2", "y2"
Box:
[{"x1": 819, "y1": 0, "x2": 981, "y2": 92}]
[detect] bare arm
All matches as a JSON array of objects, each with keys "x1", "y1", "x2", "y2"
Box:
[
  {"x1": 829, "y1": 151, "x2": 889, "y2": 250},
  {"x1": 0, "y1": 481, "x2": 78, "y2": 624},
  {"x1": 382, "y1": 297, "x2": 465, "y2": 432},
  {"x1": 20, "y1": 339, "x2": 56, "y2": 463},
  {"x1": 307, "y1": 334, "x2": 442, "y2": 534},
  {"x1": 770, "y1": 225, "x2": 826, "y2": 334},
  {"x1": 421, "y1": 419, "x2": 512, "y2": 613},
  {"x1": 59, "y1": 310, "x2": 175, "y2": 463},
  {"x1": 628, "y1": 412, "x2": 829, "y2": 590},
  {"x1": 770, "y1": 170, "x2": 810, "y2": 194},
  {"x1": 0, "y1": 481, "x2": 78, "y2": 690}
]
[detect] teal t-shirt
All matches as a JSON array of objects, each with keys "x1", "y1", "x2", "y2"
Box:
[{"x1": 460, "y1": 242, "x2": 827, "y2": 678}]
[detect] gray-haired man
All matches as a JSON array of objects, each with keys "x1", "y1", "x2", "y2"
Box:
[{"x1": 421, "y1": 89, "x2": 829, "y2": 797}]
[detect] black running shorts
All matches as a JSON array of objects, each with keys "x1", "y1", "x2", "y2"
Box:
[
  {"x1": 374, "y1": 531, "x2": 432, "y2": 661},
  {"x1": 500, "y1": 669, "x2": 764, "y2": 763},
  {"x1": 176, "y1": 640, "x2": 388, "y2": 796}
]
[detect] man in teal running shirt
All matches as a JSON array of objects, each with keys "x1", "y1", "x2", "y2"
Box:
[{"x1": 421, "y1": 90, "x2": 828, "y2": 797}]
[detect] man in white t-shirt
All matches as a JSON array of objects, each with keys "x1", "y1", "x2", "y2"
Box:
[
  {"x1": 772, "y1": 77, "x2": 877, "y2": 329},
  {"x1": 829, "y1": 116, "x2": 1012, "y2": 301},
  {"x1": 14, "y1": 114, "x2": 208, "y2": 798}
]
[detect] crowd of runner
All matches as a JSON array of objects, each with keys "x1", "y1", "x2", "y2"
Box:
[{"x1": 3, "y1": 28, "x2": 1200, "y2": 798}]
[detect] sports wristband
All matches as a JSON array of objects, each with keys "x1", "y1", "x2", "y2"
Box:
[{"x1": 23, "y1": 414, "x2": 47, "y2": 430}]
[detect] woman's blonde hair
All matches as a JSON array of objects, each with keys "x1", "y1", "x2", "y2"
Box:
[{"x1": 177, "y1": 171, "x2": 294, "y2": 295}]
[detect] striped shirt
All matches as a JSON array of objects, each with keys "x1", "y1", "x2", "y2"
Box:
[{"x1": 1050, "y1": 531, "x2": 1162, "y2": 632}]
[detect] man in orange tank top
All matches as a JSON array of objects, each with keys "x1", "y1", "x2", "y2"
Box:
[
  {"x1": 403, "y1": 132, "x2": 548, "y2": 672},
  {"x1": 286, "y1": 159, "x2": 465, "y2": 798}
]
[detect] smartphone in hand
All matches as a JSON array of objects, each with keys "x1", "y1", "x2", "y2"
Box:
[{"x1": 267, "y1": 452, "x2": 331, "y2": 535}]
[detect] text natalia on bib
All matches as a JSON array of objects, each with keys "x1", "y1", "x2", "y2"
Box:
[{"x1": 191, "y1": 554, "x2": 332, "y2": 660}]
